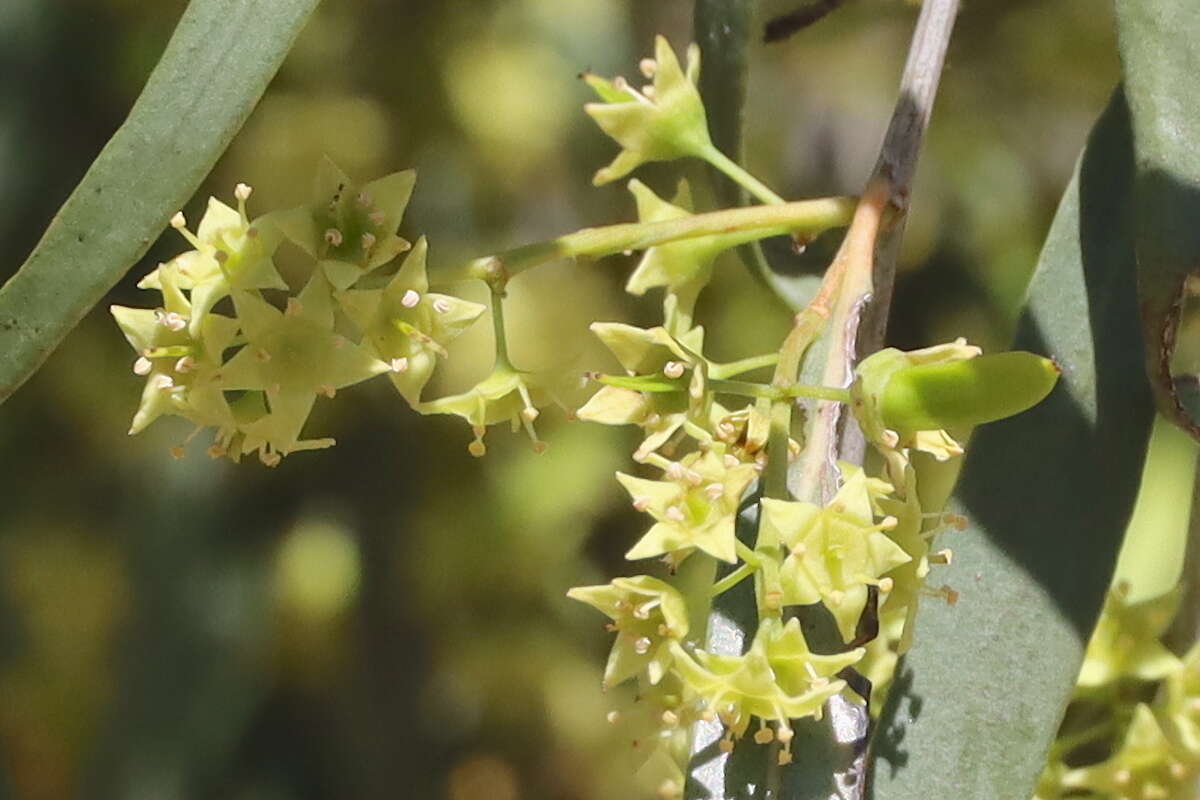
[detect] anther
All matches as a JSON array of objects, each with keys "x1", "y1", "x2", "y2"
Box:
[
  {"x1": 401, "y1": 289, "x2": 421, "y2": 308},
  {"x1": 150, "y1": 374, "x2": 174, "y2": 391},
  {"x1": 255, "y1": 348, "x2": 272, "y2": 362},
  {"x1": 390, "y1": 357, "x2": 409, "y2": 373},
  {"x1": 753, "y1": 725, "x2": 774, "y2": 744},
  {"x1": 879, "y1": 515, "x2": 898, "y2": 530},
  {"x1": 606, "y1": 710, "x2": 620, "y2": 724},
  {"x1": 666, "y1": 462, "x2": 686, "y2": 481},
  {"x1": 633, "y1": 637, "x2": 652, "y2": 655},
  {"x1": 357, "y1": 192, "x2": 372, "y2": 208},
  {"x1": 829, "y1": 589, "x2": 845, "y2": 607},
  {"x1": 267, "y1": 383, "x2": 281, "y2": 397},
  {"x1": 663, "y1": 361, "x2": 685, "y2": 379},
  {"x1": 724, "y1": 454, "x2": 741, "y2": 468},
  {"x1": 133, "y1": 357, "x2": 153, "y2": 375},
  {"x1": 665, "y1": 506, "x2": 686, "y2": 522},
  {"x1": 433, "y1": 298, "x2": 451, "y2": 314},
  {"x1": 632, "y1": 496, "x2": 651, "y2": 512},
  {"x1": 234, "y1": 183, "x2": 252, "y2": 201},
  {"x1": 324, "y1": 228, "x2": 344, "y2": 247},
  {"x1": 170, "y1": 445, "x2": 185, "y2": 460},
  {"x1": 285, "y1": 298, "x2": 303, "y2": 316},
  {"x1": 361, "y1": 232, "x2": 376, "y2": 250},
  {"x1": 878, "y1": 577, "x2": 895, "y2": 593},
  {"x1": 932, "y1": 548, "x2": 954, "y2": 565},
  {"x1": 320, "y1": 385, "x2": 336, "y2": 398},
  {"x1": 661, "y1": 710, "x2": 679, "y2": 727},
  {"x1": 174, "y1": 356, "x2": 196, "y2": 373},
  {"x1": 639, "y1": 58, "x2": 657, "y2": 78},
  {"x1": 521, "y1": 407, "x2": 539, "y2": 422},
  {"x1": 368, "y1": 210, "x2": 386, "y2": 226},
  {"x1": 261, "y1": 451, "x2": 282, "y2": 467},
  {"x1": 704, "y1": 482, "x2": 724, "y2": 500},
  {"x1": 170, "y1": 212, "x2": 187, "y2": 229},
  {"x1": 206, "y1": 443, "x2": 226, "y2": 459}
]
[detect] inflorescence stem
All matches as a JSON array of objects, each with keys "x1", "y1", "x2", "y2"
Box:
[{"x1": 453, "y1": 196, "x2": 857, "y2": 283}]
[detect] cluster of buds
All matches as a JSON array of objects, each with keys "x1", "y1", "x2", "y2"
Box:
[{"x1": 1036, "y1": 587, "x2": 1200, "y2": 800}]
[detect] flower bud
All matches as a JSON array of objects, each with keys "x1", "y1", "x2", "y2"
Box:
[{"x1": 877, "y1": 351, "x2": 1060, "y2": 433}]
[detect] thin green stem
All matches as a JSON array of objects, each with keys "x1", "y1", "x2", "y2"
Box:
[
  {"x1": 489, "y1": 285, "x2": 511, "y2": 371},
  {"x1": 709, "y1": 378, "x2": 852, "y2": 404},
  {"x1": 735, "y1": 540, "x2": 764, "y2": 568},
  {"x1": 709, "y1": 562, "x2": 757, "y2": 597},
  {"x1": 710, "y1": 352, "x2": 779, "y2": 379},
  {"x1": 450, "y1": 196, "x2": 857, "y2": 282},
  {"x1": 699, "y1": 144, "x2": 788, "y2": 206}
]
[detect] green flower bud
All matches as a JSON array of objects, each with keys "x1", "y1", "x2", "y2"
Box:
[
  {"x1": 584, "y1": 36, "x2": 712, "y2": 185},
  {"x1": 877, "y1": 350, "x2": 1060, "y2": 433}
]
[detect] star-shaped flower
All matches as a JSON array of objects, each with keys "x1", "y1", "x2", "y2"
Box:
[
  {"x1": 670, "y1": 617, "x2": 862, "y2": 762},
  {"x1": 567, "y1": 575, "x2": 689, "y2": 688},
  {"x1": 623, "y1": 179, "x2": 755, "y2": 309},
  {"x1": 578, "y1": 321, "x2": 718, "y2": 460},
  {"x1": 617, "y1": 450, "x2": 757, "y2": 565},
  {"x1": 1061, "y1": 704, "x2": 1194, "y2": 799},
  {"x1": 761, "y1": 466, "x2": 912, "y2": 643},
  {"x1": 584, "y1": 36, "x2": 713, "y2": 185},
  {"x1": 336, "y1": 237, "x2": 486, "y2": 406},
  {"x1": 111, "y1": 262, "x2": 240, "y2": 437},
  {"x1": 274, "y1": 157, "x2": 416, "y2": 289},
  {"x1": 1077, "y1": 587, "x2": 1182, "y2": 689},
  {"x1": 1158, "y1": 641, "x2": 1200, "y2": 759},
  {"x1": 213, "y1": 275, "x2": 391, "y2": 464},
  {"x1": 419, "y1": 365, "x2": 561, "y2": 456},
  {"x1": 139, "y1": 184, "x2": 287, "y2": 338}
]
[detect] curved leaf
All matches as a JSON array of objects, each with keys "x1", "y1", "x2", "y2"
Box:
[
  {"x1": 869, "y1": 92, "x2": 1155, "y2": 800},
  {"x1": 1115, "y1": 0, "x2": 1200, "y2": 438},
  {"x1": 0, "y1": 0, "x2": 321, "y2": 403}
]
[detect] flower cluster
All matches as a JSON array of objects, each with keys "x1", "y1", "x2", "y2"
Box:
[
  {"x1": 566, "y1": 37, "x2": 1061, "y2": 796},
  {"x1": 1035, "y1": 586, "x2": 1200, "y2": 800},
  {"x1": 113, "y1": 162, "x2": 488, "y2": 465}
]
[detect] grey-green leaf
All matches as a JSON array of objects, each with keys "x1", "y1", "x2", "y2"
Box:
[
  {"x1": 1115, "y1": 0, "x2": 1200, "y2": 439},
  {"x1": 868, "y1": 92, "x2": 1155, "y2": 800},
  {"x1": 0, "y1": 0, "x2": 321, "y2": 403}
]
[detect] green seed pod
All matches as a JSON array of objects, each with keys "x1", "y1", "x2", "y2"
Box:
[{"x1": 879, "y1": 351, "x2": 1060, "y2": 433}]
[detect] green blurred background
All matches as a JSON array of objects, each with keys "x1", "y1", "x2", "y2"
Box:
[{"x1": 0, "y1": 1, "x2": 1122, "y2": 798}]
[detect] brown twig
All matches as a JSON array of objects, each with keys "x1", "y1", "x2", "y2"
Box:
[{"x1": 764, "y1": 0, "x2": 846, "y2": 43}]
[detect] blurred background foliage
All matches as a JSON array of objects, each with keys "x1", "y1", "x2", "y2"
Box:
[{"x1": 0, "y1": 0, "x2": 1130, "y2": 798}]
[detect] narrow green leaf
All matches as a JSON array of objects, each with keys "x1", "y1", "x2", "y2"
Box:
[
  {"x1": 1115, "y1": 0, "x2": 1200, "y2": 439},
  {"x1": 0, "y1": 0, "x2": 321, "y2": 403},
  {"x1": 869, "y1": 92, "x2": 1155, "y2": 800}
]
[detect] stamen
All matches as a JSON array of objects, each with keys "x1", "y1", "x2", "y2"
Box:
[
  {"x1": 324, "y1": 228, "x2": 344, "y2": 247},
  {"x1": 174, "y1": 356, "x2": 196, "y2": 373},
  {"x1": 878, "y1": 577, "x2": 895, "y2": 593},
  {"x1": 661, "y1": 710, "x2": 679, "y2": 727},
  {"x1": 704, "y1": 482, "x2": 724, "y2": 500},
  {"x1": 666, "y1": 461, "x2": 686, "y2": 481},
  {"x1": 639, "y1": 58, "x2": 657, "y2": 78},
  {"x1": 369, "y1": 210, "x2": 386, "y2": 226},
  {"x1": 433, "y1": 298, "x2": 451, "y2": 314},
  {"x1": 357, "y1": 191, "x2": 373, "y2": 208},
  {"x1": 663, "y1": 361, "x2": 685, "y2": 379},
  {"x1": 665, "y1": 506, "x2": 686, "y2": 522},
  {"x1": 633, "y1": 636, "x2": 652, "y2": 655},
  {"x1": 401, "y1": 289, "x2": 421, "y2": 308},
  {"x1": 361, "y1": 232, "x2": 376, "y2": 250},
  {"x1": 150, "y1": 374, "x2": 174, "y2": 391},
  {"x1": 724, "y1": 454, "x2": 741, "y2": 468},
  {"x1": 606, "y1": 710, "x2": 620, "y2": 724},
  {"x1": 632, "y1": 496, "x2": 651, "y2": 512},
  {"x1": 133, "y1": 357, "x2": 153, "y2": 375},
  {"x1": 320, "y1": 385, "x2": 336, "y2": 398},
  {"x1": 234, "y1": 183, "x2": 253, "y2": 201},
  {"x1": 390, "y1": 357, "x2": 409, "y2": 373}
]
